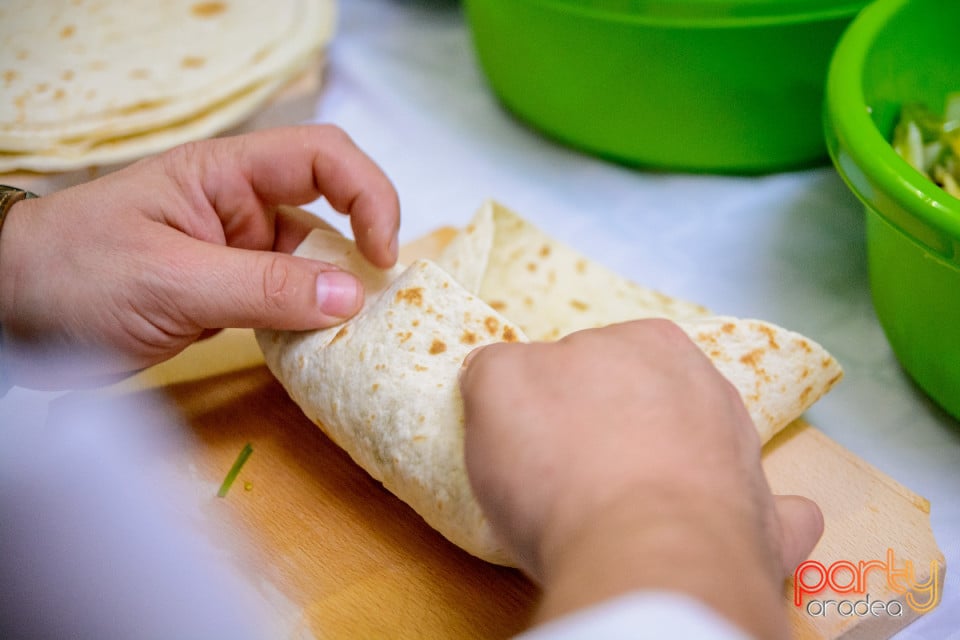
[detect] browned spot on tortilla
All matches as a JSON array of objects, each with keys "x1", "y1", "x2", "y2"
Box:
[
  {"x1": 548, "y1": 270, "x2": 557, "y2": 284},
  {"x1": 397, "y1": 331, "x2": 413, "y2": 344},
  {"x1": 396, "y1": 287, "x2": 424, "y2": 307},
  {"x1": 794, "y1": 339, "x2": 812, "y2": 354},
  {"x1": 696, "y1": 332, "x2": 717, "y2": 347},
  {"x1": 375, "y1": 363, "x2": 386, "y2": 371},
  {"x1": 570, "y1": 299, "x2": 589, "y2": 312},
  {"x1": 414, "y1": 364, "x2": 428, "y2": 372},
  {"x1": 89, "y1": 60, "x2": 106, "y2": 71},
  {"x1": 827, "y1": 372, "x2": 843, "y2": 387},
  {"x1": 191, "y1": 1, "x2": 227, "y2": 17},
  {"x1": 461, "y1": 331, "x2": 478, "y2": 345},
  {"x1": 539, "y1": 244, "x2": 551, "y2": 258},
  {"x1": 721, "y1": 322, "x2": 736, "y2": 334},
  {"x1": 800, "y1": 386, "x2": 814, "y2": 404},
  {"x1": 489, "y1": 300, "x2": 506, "y2": 312},
  {"x1": 575, "y1": 259, "x2": 588, "y2": 274},
  {"x1": 465, "y1": 223, "x2": 476, "y2": 234},
  {"x1": 412, "y1": 319, "x2": 420, "y2": 327},
  {"x1": 35, "y1": 82, "x2": 48, "y2": 93},
  {"x1": 130, "y1": 68, "x2": 150, "y2": 79},
  {"x1": 523, "y1": 296, "x2": 533, "y2": 307},
  {"x1": 429, "y1": 339, "x2": 447, "y2": 355},
  {"x1": 502, "y1": 326, "x2": 518, "y2": 342},
  {"x1": 821, "y1": 356, "x2": 833, "y2": 368},
  {"x1": 740, "y1": 350, "x2": 770, "y2": 385},
  {"x1": 739, "y1": 348, "x2": 764, "y2": 369},
  {"x1": 545, "y1": 327, "x2": 561, "y2": 340},
  {"x1": 800, "y1": 367, "x2": 810, "y2": 379},
  {"x1": 297, "y1": 354, "x2": 305, "y2": 368},
  {"x1": 330, "y1": 325, "x2": 349, "y2": 344},
  {"x1": 758, "y1": 324, "x2": 780, "y2": 350},
  {"x1": 526, "y1": 262, "x2": 538, "y2": 273},
  {"x1": 484, "y1": 316, "x2": 499, "y2": 336},
  {"x1": 181, "y1": 56, "x2": 206, "y2": 69},
  {"x1": 3, "y1": 70, "x2": 18, "y2": 85},
  {"x1": 15, "y1": 50, "x2": 28, "y2": 61},
  {"x1": 413, "y1": 433, "x2": 426, "y2": 440},
  {"x1": 709, "y1": 349, "x2": 723, "y2": 359},
  {"x1": 371, "y1": 383, "x2": 379, "y2": 392},
  {"x1": 60, "y1": 69, "x2": 74, "y2": 81},
  {"x1": 60, "y1": 25, "x2": 76, "y2": 39}
]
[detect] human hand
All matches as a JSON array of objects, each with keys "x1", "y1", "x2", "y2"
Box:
[
  {"x1": 0, "y1": 125, "x2": 400, "y2": 389},
  {"x1": 459, "y1": 319, "x2": 824, "y2": 639}
]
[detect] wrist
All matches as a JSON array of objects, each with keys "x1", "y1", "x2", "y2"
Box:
[{"x1": 535, "y1": 482, "x2": 789, "y2": 639}]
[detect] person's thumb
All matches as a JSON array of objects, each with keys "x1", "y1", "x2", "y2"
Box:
[
  {"x1": 168, "y1": 242, "x2": 363, "y2": 331},
  {"x1": 775, "y1": 495, "x2": 825, "y2": 577}
]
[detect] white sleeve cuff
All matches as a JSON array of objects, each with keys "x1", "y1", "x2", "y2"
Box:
[{"x1": 515, "y1": 591, "x2": 753, "y2": 640}]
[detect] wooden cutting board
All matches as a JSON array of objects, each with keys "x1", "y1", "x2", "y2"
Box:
[{"x1": 105, "y1": 228, "x2": 944, "y2": 639}]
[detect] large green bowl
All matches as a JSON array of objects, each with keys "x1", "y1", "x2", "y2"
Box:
[
  {"x1": 464, "y1": 0, "x2": 868, "y2": 174},
  {"x1": 825, "y1": 0, "x2": 960, "y2": 420}
]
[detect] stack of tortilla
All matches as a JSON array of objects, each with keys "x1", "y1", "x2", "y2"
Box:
[
  {"x1": 256, "y1": 201, "x2": 844, "y2": 566},
  {"x1": 0, "y1": 0, "x2": 335, "y2": 173}
]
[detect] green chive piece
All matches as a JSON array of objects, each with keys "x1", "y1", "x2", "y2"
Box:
[{"x1": 217, "y1": 442, "x2": 253, "y2": 498}]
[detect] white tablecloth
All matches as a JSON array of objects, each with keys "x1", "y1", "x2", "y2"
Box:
[{"x1": 306, "y1": 1, "x2": 958, "y2": 637}]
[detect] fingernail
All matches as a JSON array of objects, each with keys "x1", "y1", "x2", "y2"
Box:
[
  {"x1": 316, "y1": 271, "x2": 361, "y2": 318},
  {"x1": 388, "y1": 233, "x2": 399, "y2": 263}
]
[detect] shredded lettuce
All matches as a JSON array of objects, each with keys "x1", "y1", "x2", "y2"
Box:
[{"x1": 893, "y1": 93, "x2": 960, "y2": 198}]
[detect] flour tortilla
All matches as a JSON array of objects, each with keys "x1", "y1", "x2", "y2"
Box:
[
  {"x1": 258, "y1": 230, "x2": 526, "y2": 565},
  {"x1": 0, "y1": 68, "x2": 295, "y2": 173},
  {"x1": 257, "y1": 217, "x2": 843, "y2": 565},
  {"x1": 680, "y1": 316, "x2": 842, "y2": 444},
  {"x1": 436, "y1": 200, "x2": 710, "y2": 340},
  {"x1": 0, "y1": 0, "x2": 334, "y2": 171},
  {"x1": 436, "y1": 201, "x2": 843, "y2": 443}
]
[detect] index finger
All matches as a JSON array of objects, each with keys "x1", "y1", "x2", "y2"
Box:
[{"x1": 205, "y1": 125, "x2": 401, "y2": 268}]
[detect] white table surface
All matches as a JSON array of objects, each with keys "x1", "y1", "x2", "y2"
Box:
[{"x1": 307, "y1": 1, "x2": 958, "y2": 637}]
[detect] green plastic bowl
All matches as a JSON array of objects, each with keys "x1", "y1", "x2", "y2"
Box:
[
  {"x1": 825, "y1": 0, "x2": 960, "y2": 420},
  {"x1": 464, "y1": 0, "x2": 869, "y2": 174}
]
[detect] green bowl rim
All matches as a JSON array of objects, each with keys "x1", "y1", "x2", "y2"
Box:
[
  {"x1": 512, "y1": 0, "x2": 869, "y2": 27},
  {"x1": 826, "y1": 0, "x2": 960, "y2": 259}
]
